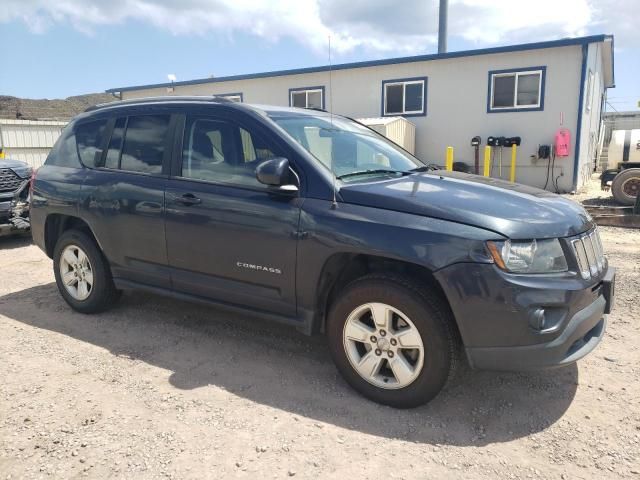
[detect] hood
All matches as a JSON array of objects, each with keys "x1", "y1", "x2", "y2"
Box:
[
  {"x1": 339, "y1": 171, "x2": 594, "y2": 239},
  {"x1": 0, "y1": 158, "x2": 31, "y2": 170}
]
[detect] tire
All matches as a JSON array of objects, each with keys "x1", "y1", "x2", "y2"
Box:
[
  {"x1": 327, "y1": 274, "x2": 459, "y2": 408},
  {"x1": 611, "y1": 168, "x2": 640, "y2": 206},
  {"x1": 53, "y1": 229, "x2": 121, "y2": 313}
]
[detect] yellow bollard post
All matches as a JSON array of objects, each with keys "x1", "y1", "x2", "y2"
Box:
[
  {"x1": 510, "y1": 144, "x2": 517, "y2": 182},
  {"x1": 483, "y1": 146, "x2": 491, "y2": 177},
  {"x1": 445, "y1": 146, "x2": 454, "y2": 171}
]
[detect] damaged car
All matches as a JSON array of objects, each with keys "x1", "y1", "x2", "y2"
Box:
[{"x1": 0, "y1": 158, "x2": 32, "y2": 236}]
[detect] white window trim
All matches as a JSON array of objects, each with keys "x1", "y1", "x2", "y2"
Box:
[
  {"x1": 383, "y1": 80, "x2": 425, "y2": 115},
  {"x1": 290, "y1": 89, "x2": 323, "y2": 109},
  {"x1": 490, "y1": 69, "x2": 543, "y2": 110}
]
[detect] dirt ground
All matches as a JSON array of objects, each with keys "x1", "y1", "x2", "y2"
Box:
[
  {"x1": 1, "y1": 194, "x2": 639, "y2": 479},
  {"x1": 567, "y1": 174, "x2": 623, "y2": 207}
]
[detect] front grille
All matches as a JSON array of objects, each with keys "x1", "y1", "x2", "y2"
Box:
[
  {"x1": 571, "y1": 228, "x2": 606, "y2": 280},
  {"x1": 0, "y1": 168, "x2": 23, "y2": 193}
]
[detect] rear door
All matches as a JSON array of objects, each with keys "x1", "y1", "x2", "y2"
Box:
[
  {"x1": 80, "y1": 110, "x2": 177, "y2": 288},
  {"x1": 164, "y1": 109, "x2": 302, "y2": 316}
]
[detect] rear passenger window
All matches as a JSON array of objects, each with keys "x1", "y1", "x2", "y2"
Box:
[
  {"x1": 120, "y1": 115, "x2": 170, "y2": 174},
  {"x1": 75, "y1": 119, "x2": 108, "y2": 167}
]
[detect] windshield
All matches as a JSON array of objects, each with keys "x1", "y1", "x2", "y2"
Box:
[{"x1": 269, "y1": 114, "x2": 425, "y2": 181}]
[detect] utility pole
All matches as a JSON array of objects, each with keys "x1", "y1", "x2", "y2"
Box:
[{"x1": 438, "y1": 0, "x2": 448, "y2": 54}]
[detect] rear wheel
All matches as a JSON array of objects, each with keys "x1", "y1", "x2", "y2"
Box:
[
  {"x1": 611, "y1": 168, "x2": 640, "y2": 206},
  {"x1": 327, "y1": 274, "x2": 458, "y2": 408},
  {"x1": 53, "y1": 229, "x2": 121, "y2": 313}
]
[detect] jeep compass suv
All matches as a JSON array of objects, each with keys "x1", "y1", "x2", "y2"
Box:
[{"x1": 30, "y1": 97, "x2": 615, "y2": 408}]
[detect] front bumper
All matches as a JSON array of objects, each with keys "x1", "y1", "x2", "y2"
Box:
[
  {"x1": 0, "y1": 180, "x2": 31, "y2": 236},
  {"x1": 465, "y1": 296, "x2": 606, "y2": 370},
  {"x1": 435, "y1": 262, "x2": 615, "y2": 371},
  {"x1": 0, "y1": 199, "x2": 11, "y2": 220}
]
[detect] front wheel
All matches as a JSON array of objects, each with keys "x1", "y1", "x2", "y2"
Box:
[{"x1": 327, "y1": 275, "x2": 459, "y2": 408}]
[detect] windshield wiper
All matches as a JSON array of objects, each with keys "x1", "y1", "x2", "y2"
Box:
[
  {"x1": 336, "y1": 169, "x2": 411, "y2": 180},
  {"x1": 410, "y1": 164, "x2": 440, "y2": 172}
]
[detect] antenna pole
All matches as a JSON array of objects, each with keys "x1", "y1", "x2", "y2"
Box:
[
  {"x1": 328, "y1": 34, "x2": 338, "y2": 209},
  {"x1": 331, "y1": 176, "x2": 338, "y2": 209},
  {"x1": 328, "y1": 35, "x2": 334, "y2": 121}
]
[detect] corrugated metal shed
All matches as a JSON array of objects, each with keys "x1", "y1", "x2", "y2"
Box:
[
  {"x1": 357, "y1": 117, "x2": 416, "y2": 154},
  {"x1": 0, "y1": 119, "x2": 67, "y2": 168}
]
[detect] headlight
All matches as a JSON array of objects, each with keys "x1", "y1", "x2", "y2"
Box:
[
  {"x1": 486, "y1": 239, "x2": 568, "y2": 273},
  {"x1": 11, "y1": 166, "x2": 33, "y2": 179}
]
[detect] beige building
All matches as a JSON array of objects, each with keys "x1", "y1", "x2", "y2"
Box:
[{"x1": 107, "y1": 34, "x2": 615, "y2": 192}]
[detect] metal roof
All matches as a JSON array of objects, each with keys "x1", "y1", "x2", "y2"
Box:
[
  {"x1": 107, "y1": 34, "x2": 614, "y2": 94},
  {"x1": 0, "y1": 119, "x2": 68, "y2": 126}
]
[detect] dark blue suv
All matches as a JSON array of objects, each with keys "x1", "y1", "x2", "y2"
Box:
[{"x1": 30, "y1": 97, "x2": 615, "y2": 408}]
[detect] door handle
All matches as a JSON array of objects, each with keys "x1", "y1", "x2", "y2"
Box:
[{"x1": 173, "y1": 193, "x2": 201, "y2": 206}]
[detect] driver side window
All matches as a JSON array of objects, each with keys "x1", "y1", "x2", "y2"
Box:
[{"x1": 181, "y1": 117, "x2": 278, "y2": 188}]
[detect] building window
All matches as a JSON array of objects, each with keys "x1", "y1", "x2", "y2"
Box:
[
  {"x1": 215, "y1": 93, "x2": 243, "y2": 103},
  {"x1": 382, "y1": 77, "x2": 427, "y2": 117},
  {"x1": 289, "y1": 87, "x2": 325, "y2": 110},
  {"x1": 488, "y1": 67, "x2": 546, "y2": 112}
]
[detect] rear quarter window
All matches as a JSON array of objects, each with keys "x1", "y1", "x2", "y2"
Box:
[
  {"x1": 75, "y1": 119, "x2": 108, "y2": 167},
  {"x1": 44, "y1": 124, "x2": 81, "y2": 168}
]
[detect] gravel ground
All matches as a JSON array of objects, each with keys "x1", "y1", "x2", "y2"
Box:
[
  {"x1": 1, "y1": 195, "x2": 639, "y2": 479},
  {"x1": 567, "y1": 173, "x2": 624, "y2": 206}
]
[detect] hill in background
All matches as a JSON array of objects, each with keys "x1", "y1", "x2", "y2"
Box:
[{"x1": 0, "y1": 93, "x2": 116, "y2": 121}]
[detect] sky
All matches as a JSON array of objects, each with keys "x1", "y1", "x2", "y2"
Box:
[{"x1": 0, "y1": 0, "x2": 638, "y2": 111}]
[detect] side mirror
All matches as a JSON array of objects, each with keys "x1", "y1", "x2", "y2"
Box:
[{"x1": 256, "y1": 157, "x2": 298, "y2": 192}]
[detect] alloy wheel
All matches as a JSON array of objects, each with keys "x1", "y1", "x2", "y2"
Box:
[
  {"x1": 342, "y1": 302, "x2": 425, "y2": 389},
  {"x1": 59, "y1": 244, "x2": 94, "y2": 301}
]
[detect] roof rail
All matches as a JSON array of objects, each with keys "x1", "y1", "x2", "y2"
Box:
[{"x1": 85, "y1": 95, "x2": 234, "y2": 112}]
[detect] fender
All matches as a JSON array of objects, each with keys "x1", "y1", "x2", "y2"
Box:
[{"x1": 296, "y1": 198, "x2": 503, "y2": 319}]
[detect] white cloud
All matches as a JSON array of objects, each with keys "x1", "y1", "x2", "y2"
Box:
[
  {"x1": 587, "y1": 0, "x2": 637, "y2": 49},
  {"x1": 450, "y1": 0, "x2": 592, "y2": 44},
  {"x1": 2, "y1": 0, "x2": 637, "y2": 55}
]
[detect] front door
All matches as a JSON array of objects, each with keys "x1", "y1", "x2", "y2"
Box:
[{"x1": 164, "y1": 113, "x2": 301, "y2": 316}]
